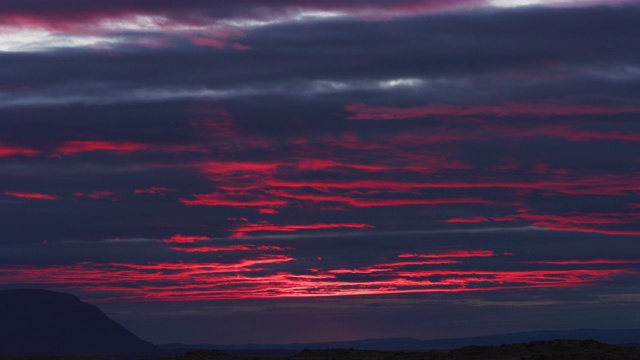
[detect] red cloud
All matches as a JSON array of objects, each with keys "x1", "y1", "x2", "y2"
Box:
[
  {"x1": 327, "y1": 259, "x2": 463, "y2": 274},
  {"x1": 134, "y1": 187, "x2": 176, "y2": 195},
  {"x1": 229, "y1": 221, "x2": 373, "y2": 238},
  {"x1": 197, "y1": 160, "x2": 280, "y2": 175},
  {"x1": 169, "y1": 245, "x2": 292, "y2": 253},
  {"x1": 266, "y1": 174, "x2": 640, "y2": 197},
  {"x1": 0, "y1": 258, "x2": 632, "y2": 302},
  {"x1": 525, "y1": 259, "x2": 640, "y2": 265},
  {"x1": 266, "y1": 189, "x2": 494, "y2": 208},
  {"x1": 0, "y1": 143, "x2": 39, "y2": 157},
  {"x1": 494, "y1": 210, "x2": 640, "y2": 235},
  {"x1": 297, "y1": 159, "x2": 388, "y2": 172},
  {"x1": 56, "y1": 141, "x2": 149, "y2": 155},
  {"x1": 73, "y1": 191, "x2": 116, "y2": 200},
  {"x1": 180, "y1": 192, "x2": 289, "y2": 208},
  {"x1": 162, "y1": 235, "x2": 211, "y2": 243},
  {"x1": 190, "y1": 36, "x2": 250, "y2": 50},
  {"x1": 398, "y1": 250, "x2": 497, "y2": 259},
  {"x1": 5, "y1": 191, "x2": 60, "y2": 201},
  {"x1": 258, "y1": 208, "x2": 280, "y2": 215}
]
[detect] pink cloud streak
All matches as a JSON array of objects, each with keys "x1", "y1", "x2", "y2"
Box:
[{"x1": 5, "y1": 191, "x2": 60, "y2": 201}]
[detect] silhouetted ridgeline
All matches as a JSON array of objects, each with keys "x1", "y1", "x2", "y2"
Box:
[
  {"x1": 3, "y1": 341, "x2": 640, "y2": 360},
  {"x1": 163, "y1": 328, "x2": 640, "y2": 352},
  {"x1": 0, "y1": 289, "x2": 161, "y2": 358},
  {"x1": 2, "y1": 289, "x2": 640, "y2": 360},
  {"x1": 176, "y1": 340, "x2": 640, "y2": 359}
]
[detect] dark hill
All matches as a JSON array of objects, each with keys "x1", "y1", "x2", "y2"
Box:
[{"x1": 0, "y1": 289, "x2": 160, "y2": 358}]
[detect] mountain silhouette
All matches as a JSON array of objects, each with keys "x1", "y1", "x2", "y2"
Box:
[
  {"x1": 0, "y1": 289, "x2": 160, "y2": 357},
  {"x1": 163, "y1": 329, "x2": 640, "y2": 352}
]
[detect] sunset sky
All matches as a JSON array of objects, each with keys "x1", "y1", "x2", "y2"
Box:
[{"x1": 1, "y1": 0, "x2": 640, "y2": 345}]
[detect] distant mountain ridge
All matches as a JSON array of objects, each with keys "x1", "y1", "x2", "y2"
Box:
[
  {"x1": 179, "y1": 340, "x2": 640, "y2": 360},
  {"x1": 161, "y1": 328, "x2": 640, "y2": 351},
  {"x1": 3, "y1": 288, "x2": 639, "y2": 358},
  {"x1": 0, "y1": 289, "x2": 161, "y2": 358}
]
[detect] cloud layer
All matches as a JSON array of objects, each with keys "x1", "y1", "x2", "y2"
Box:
[{"x1": 1, "y1": 0, "x2": 639, "y2": 344}]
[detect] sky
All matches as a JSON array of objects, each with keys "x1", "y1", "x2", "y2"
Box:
[{"x1": 1, "y1": 0, "x2": 640, "y2": 345}]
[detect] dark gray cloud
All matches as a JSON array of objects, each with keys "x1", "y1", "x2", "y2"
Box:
[{"x1": 1, "y1": 7, "x2": 639, "y2": 107}]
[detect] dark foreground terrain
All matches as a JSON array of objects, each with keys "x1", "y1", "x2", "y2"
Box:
[
  {"x1": 0, "y1": 290, "x2": 160, "y2": 358},
  {"x1": 176, "y1": 340, "x2": 640, "y2": 359},
  {"x1": 4, "y1": 290, "x2": 639, "y2": 359},
  {"x1": 5, "y1": 339, "x2": 638, "y2": 360}
]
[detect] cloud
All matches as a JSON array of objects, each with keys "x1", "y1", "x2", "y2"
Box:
[
  {"x1": 0, "y1": 0, "x2": 484, "y2": 52},
  {"x1": 494, "y1": 211, "x2": 640, "y2": 235},
  {"x1": 525, "y1": 259, "x2": 640, "y2": 265},
  {"x1": 72, "y1": 191, "x2": 117, "y2": 200},
  {"x1": 398, "y1": 250, "x2": 498, "y2": 259},
  {"x1": 56, "y1": 140, "x2": 150, "y2": 155},
  {"x1": 161, "y1": 235, "x2": 211, "y2": 243},
  {"x1": 0, "y1": 0, "x2": 635, "y2": 53},
  {"x1": 180, "y1": 192, "x2": 290, "y2": 208},
  {"x1": 169, "y1": 245, "x2": 292, "y2": 253},
  {"x1": 0, "y1": 143, "x2": 39, "y2": 157},
  {"x1": 228, "y1": 221, "x2": 373, "y2": 238},
  {"x1": 4, "y1": 191, "x2": 60, "y2": 201},
  {"x1": 1, "y1": 4, "x2": 640, "y2": 343},
  {"x1": 0, "y1": 256, "x2": 634, "y2": 301},
  {"x1": 133, "y1": 186, "x2": 176, "y2": 195},
  {"x1": 345, "y1": 101, "x2": 640, "y2": 120}
]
